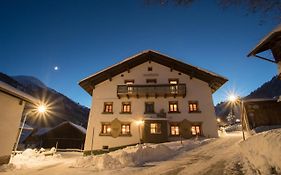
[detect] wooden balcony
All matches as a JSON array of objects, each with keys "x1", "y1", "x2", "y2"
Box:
[{"x1": 117, "y1": 84, "x2": 186, "y2": 98}]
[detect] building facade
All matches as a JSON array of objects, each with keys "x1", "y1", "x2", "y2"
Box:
[
  {"x1": 79, "y1": 50, "x2": 227, "y2": 153},
  {"x1": 0, "y1": 81, "x2": 38, "y2": 165}
]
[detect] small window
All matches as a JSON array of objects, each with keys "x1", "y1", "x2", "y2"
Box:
[
  {"x1": 189, "y1": 102, "x2": 199, "y2": 112},
  {"x1": 103, "y1": 102, "x2": 113, "y2": 113},
  {"x1": 121, "y1": 124, "x2": 130, "y2": 135},
  {"x1": 145, "y1": 102, "x2": 154, "y2": 113},
  {"x1": 122, "y1": 102, "x2": 131, "y2": 113},
  {"x1": 169, "y1": 79, "x2": 179, "y2": 94},
  {"x1": 146, "y1": 79, "x2": 157, "y2": 84},
  {"x1": 148, "y1": 67, "x2": 153, "y2": 71},
  {"x1": 170, "y1": 125, "x2": 180, "y2": 136},
  {"x1": 150, "y1": 123, "x2": 161, "y2": 134},
  {"x1": 125, "y1": 80, "x2": 134, "y2": 93},
  {"x1": 191, "y1": 125, "x2": 201, "y2": 136},
  {"x1": 169, "y1": 101, "x2": 179, "y2": 112},
  {"x1": 101, "y1": 123, "x2": 111, "y2": 134}
]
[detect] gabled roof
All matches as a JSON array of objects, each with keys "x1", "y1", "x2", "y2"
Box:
[
  {"x1": 248, "y1": 24, "x2": 281, "y2": 59},
  {"x1": 79, "y1": 50, "x2": 228, "y2": 95},
  {"x1": 0, "y1": 80, "x2": 38, "y2": 105},
  {"x1": 41, "y1": 121, "x2": 86, "y2": 136}
]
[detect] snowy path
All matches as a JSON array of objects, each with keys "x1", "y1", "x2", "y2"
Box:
[
  {"x1": 107, "y1": 133, "x2": 244, "y2": 175},
  {"x1": 1, "y1": 133, "x2": 248, "y2": 175}
]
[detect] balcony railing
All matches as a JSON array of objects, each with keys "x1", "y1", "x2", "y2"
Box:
[{"x1": 117, "y1": 84, "x2": 186, "y2": 98}]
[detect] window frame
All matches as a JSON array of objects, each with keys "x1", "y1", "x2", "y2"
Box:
[
  {"x1": 150, "y1": 123, "x2": 162, "y2": 134},
  {"x1": 100, "y1": 123, "x2": 111, "y2": 136},
  {"x1": 103, "y1": 102, "x2": 113, "y2": 114},
  {"x1": 120, "y1": 123, "x2": 131, "y2": 136},
  {"x1": 169, "y1": 101, "x2": 180, "y2": 113},
  {"x1": 189, "y1": 101, "x2": 200, "y2": 113},
  {"x1": 144, "y1": 102, "x2": 155, "y2": 114},
  {"x1": 121, "y1": 102, "x2": 132, "y2": 114},
  {"x1": 191, "y1": 125, "x2": 201, "y2": 136},
  {"x1": 170, "y1": 124, "x2": 180, "y2": 136}
]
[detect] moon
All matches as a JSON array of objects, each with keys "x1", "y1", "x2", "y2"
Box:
[{"x1": 54, "y1": 66, "x2": 59, "y2": 71}]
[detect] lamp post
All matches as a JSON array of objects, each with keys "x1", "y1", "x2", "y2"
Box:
[{"x1": 14, "y1": 104, "x2": 47, "y2": 151}]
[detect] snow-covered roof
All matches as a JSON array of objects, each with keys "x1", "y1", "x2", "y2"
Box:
[
  {"x1": 248, "y1": 24, "x2": 281, "y2": 58},
  {"x1": 68, "y1": 122, "x2": 87, "y2": 134},
  {"x1": 79, "y1": 50, "x2": 228, "y2": 95},
  {"x1": 33, "y1": 128, "x2": 51, "y2": 136},
  {"x1": 0, "y1": 80, "x2": 39, "y2": 105}
]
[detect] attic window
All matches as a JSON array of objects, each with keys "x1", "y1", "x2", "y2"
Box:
[{"x1": 148, "y1": 67, "x2": 153, "y2": 71}]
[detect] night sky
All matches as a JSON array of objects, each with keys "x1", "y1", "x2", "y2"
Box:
[{"x1": 0, "y1": 0, "x2": 278, "y2": 107}]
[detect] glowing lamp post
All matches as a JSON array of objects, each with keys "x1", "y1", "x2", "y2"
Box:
[{"x1": 14, "y1": 103, "x2": 48, "y2": 151}]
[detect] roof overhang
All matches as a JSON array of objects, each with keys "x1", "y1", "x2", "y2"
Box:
[
  {"x1": 79, "y1": 50, "x2": 228, "y2": 95},
  {"x1": 0, "y1": 81, "x2": 39, "y2": 105},
  {"x1": 248, "y1": 24, "x2": 281, "y2": 63}
]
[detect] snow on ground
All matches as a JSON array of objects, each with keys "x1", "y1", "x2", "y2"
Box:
[
  {"x1": 1, "y1": 130, "x2": 281, "y2": 175},
  {"x1": 240, "y1": 128, "x2": 281, "y2": 174}
]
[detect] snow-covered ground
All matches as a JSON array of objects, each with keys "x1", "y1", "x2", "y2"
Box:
[{"x1": 1, "y1": 129, "x2": 280, "y2": 175}]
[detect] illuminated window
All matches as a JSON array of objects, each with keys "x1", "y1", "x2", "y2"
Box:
[
  {"x1": 145, "y1": 102, "x2": 154, "y2": 113},
  {"x1": 125, "y1": 80, "x2": 134, "y2": 93},
  {"x1": 189, "y1": 102, "x2": 199, "y2": 112},
  {"x1": 101, "y1": 124, "x2": 111, "y2": 134},
  {"x1": 150, "y1": 123, "x2": 161, "y2": 134},
  {"x1": 191, "y1": 125, "x2": 201, "y2": 136},
  {"x1": 121, "y1": 124, "x2": 130, "y2": 135},
  {"x1": 122, "y1": 102, "x2": 131, "y2": 113},
  {"x1": 170, "y1": 125, "x2": 180, "y2": 136},
  {"x1": 169, "y1": 79, "x2": 179, "y2": 94},
  {"x1": 103, "y1": 102, "x2": 113, "y2": 113},
  {"x1": 169, "y1": 101, "x2": 179, "y2": 112}
]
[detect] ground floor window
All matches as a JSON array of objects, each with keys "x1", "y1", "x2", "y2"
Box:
[
  {"x1": 170, "y1": 125, "x2": 180, "y2": 136},
  {"x1": 101, "y1": 123, "x2": 111, "y2": 134},
  {"x1": 150, "y1": 123, "x2": 161, "y2": 134},
  {"x1": 191, "y1": 125, "x2": 201, "y2": 136},
  {"x1": 121, "y1": 124, "x2": 130, "y2": 135}
]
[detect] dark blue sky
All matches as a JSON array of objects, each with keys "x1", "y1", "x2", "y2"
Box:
[{"x1": 0, "y1": 0, "x2": 278, "y2": 107}]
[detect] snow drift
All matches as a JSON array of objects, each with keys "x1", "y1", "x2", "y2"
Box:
[{"x1": 240, "y1": 128, "x2": 281, "y2": 174}]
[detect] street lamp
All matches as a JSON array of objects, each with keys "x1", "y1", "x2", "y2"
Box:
[
  {"x1": 14, "y1": 103, "x2": 48, "y2": 151},
  {"x1": 228, "y1": 94, "x2": 238, "y2": 125}
]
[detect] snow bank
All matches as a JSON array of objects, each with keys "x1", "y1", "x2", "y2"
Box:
[
  {"x1": 74, "y1": 138, "x2": 213, "y2": 170},
  {"x1": 240, "y1": 128, "x2": 281, "y2": 174},
  {"x1": 9, "y1": 147, "x2": 60, "y2": 169}
]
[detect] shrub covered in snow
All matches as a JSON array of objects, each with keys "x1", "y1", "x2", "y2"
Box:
[{"x1": 240, "y1": 128, "x2": 281, "y2": 174}]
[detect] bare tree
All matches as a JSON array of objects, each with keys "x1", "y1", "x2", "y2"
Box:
[{"x1": 145, "y1": 0, "x2": 281, "y2": 23}]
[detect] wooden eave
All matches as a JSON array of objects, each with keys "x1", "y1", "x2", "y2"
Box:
[
  {"x1": 79, "y1": 50, "x2": 228, "y2": 95},
  {"x1": 248, "y1": 24, "x2": 281, "y2": 59}
]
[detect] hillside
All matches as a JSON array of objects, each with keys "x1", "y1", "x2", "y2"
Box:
[
  {"x1": 215, "y1": 76, "x2": 281, "y2": 120},
  {"x1": 0, "y1": 72, "x2": 89, "y2": 128}
]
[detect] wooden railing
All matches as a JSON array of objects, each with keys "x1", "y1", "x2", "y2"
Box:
[{"x1": 117, "y1": 84, "x2": 186, "y2": 98}]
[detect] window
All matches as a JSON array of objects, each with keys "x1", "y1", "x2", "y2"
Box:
[
  {"x1": 191, "y1": 125, "x2": 201, "y2": 136},
  {"x1": 170, "y1": 125, "x2": 180, "y2": 136},
  {"x1": 125, "y1": 80, "x2": 134, "y2": 93},
  {"x1": 122, "y1": 102, "x2": 131, "y2": 113},
  {"x1": 145, "y1": 102, "x2": 154, "y2": 113},
  {"x1": 101, "y1": 123, "x2": 111, "y2": 135},
  {"x1": 103, "y1": 102, "x2": 113, "y2": 113},
  {"x1": 189, "y1": 102, "x2": 199, "y2": 112},
  {"x1": 121, "y1": 124, "x2": 130, "y2": 135},
  {"x1": 169, "y1": 101, "x2": 179, "y2": 112},
  {"x1": 150, "y1": 123, "x2": 161, "y2": 134},
  {"x1": 148, "y1": 67, "x2": 153, "y2": 71},
  {"x1": 169, "y1": 79, "x2": 179, "y2": 94},
  {"x1": 146, "y1": 79, "x2": 157, "y2": 84}
]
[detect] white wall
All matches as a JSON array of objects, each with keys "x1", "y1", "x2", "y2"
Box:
[
  {"x1": 0, "y1": 91, "x2": 25, "y2": 164},
  {"x1": 84, "y1": 61, "x2": 218, "y2": 151}
]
